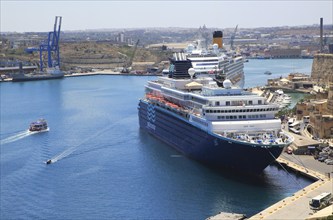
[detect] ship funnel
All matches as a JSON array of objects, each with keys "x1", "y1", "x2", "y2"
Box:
[{"x1": 213, "y1": 31, "x2": 223, "y2": 49}]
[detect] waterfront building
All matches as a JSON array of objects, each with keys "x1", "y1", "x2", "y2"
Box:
[
  {"x1": 296, "y1": 84, "x2": 333, "y2": 139},
  {"x1": 311, "y1": 54, "x2": 333, "y2": 86}
]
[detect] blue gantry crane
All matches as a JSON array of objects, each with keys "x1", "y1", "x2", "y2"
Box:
[
  {"x1": 39, "y1": 16, "x2": 62, "y2": 71},
  {"x1": 26, "y1": 16, "x2": 62, "y2": 71}
]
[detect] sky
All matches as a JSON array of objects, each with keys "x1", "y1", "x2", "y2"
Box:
[{"x1": 1, "y1": 0, "x2": 332, "y2": 32}]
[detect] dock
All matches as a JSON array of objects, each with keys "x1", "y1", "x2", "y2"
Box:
[
  {"x1": 1, "y1": 71, "x2": 161, "y2": 82},
  {"x1": 249, "y1": 154, "x2": 333, "y2": 220},
  {"x1": 207, "y1": 152, "x2": 333, "y2": 220}
]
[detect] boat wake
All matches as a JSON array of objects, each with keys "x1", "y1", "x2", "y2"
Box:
[
  {"x1": 0, "y1": 130, "x2": 35, "y2": 145},
  {"x1": 45, "y1": 119, "x2": 128, "y2": 164}
]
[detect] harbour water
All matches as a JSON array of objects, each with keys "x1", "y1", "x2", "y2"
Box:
[
  {"x1": 244, "y1": 58, "x2": 313, "y2": 88},
  {"x1": 0, "y1": 59, "x2": 313, "y2": 219}
]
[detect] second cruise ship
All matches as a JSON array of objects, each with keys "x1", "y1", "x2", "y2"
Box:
[{"x1": 184, "y1": 31, "x2": 245, "y2": 88}]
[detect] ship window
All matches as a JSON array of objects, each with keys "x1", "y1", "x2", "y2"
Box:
[
  {"x1": 214, "y1": 110, "x2": 217, "y2": 113},
  {"x1": 247, "y1": 109, "x2": 249, "y2": 112},
  {"x1": 235, "y1": 109, "x2": 239, "y2": 112},
  {"x1": 232, "y1": 109, "x2": 235, "y2": 113},
  {"x1": 216, "y1": 101, "x2": 220, "y2": 106},
  {"x1": 249, "y1": 100, "x2": 253, "y2": 105},
  {"x1": 226, "y1": 101, "x2": 230, "y2": 106},
  {"x1": 250, "y1": 109, "x2": 253, "y2": 112},
  {"x1": 226, "y1": 116, "x2": 230, "y2": 119},
  {"x1": 243, "y1": 115, "x2": 246, "y2": 119},
  {"x1": 258, "y1": 100, "x2": 262, "y2": 104},
  {"x1": 221, "y1": 110, "x2": 225, "y2": 113}
]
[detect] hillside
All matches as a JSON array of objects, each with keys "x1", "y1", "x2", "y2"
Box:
[{"x1": 1, "y1": 41, "x2": 173, "y2": 72}]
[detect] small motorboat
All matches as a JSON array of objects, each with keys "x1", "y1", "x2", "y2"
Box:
[
  {"x1": 264, "y1": 71, "x2": 272, "y2": 75},
  {"x1": 29, "y1": 119, "x2": 48, "y2": 132},
  {"x1": 46, "y1": 159, "x2": 52, "y2": 164}
]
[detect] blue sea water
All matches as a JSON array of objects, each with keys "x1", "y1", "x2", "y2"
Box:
[
  {"x1": 244, "y1": 58, "x2": 313, "y2": 88},
  {"x1": 1, "y1": 59, "x2": 313, "y2": 219}
]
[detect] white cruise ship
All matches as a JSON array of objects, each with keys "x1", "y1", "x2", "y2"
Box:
[
  {"x1": 138, "y1": 57, "x2": 294, "y2": 173},
  {"x1": 184, "y1": 31, "x2": 245, "y2": 88}
]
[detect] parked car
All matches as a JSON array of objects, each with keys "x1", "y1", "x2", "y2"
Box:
[
  {"x1": 324, "y1": 159, "x2": 333, "y2": 165},
  {"x1": 318, "y1": 156, "x2": 329, "y2": 162},
  {"x1": 319, "y1": 152, "x2": 329, "y2": 157}
]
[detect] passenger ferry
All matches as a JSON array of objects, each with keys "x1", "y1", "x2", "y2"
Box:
[
  {"x1": 138, "y1": 57, "x2": 293, "y2": 173},
  {"x1": 184, "y1": 31, "x2": 245, "y2": 88},
  {"x1": 29, "y1": 119, "x2": 48, "y2": 132}
]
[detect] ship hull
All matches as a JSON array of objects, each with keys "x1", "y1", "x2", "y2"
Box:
[
  {"x1": 138, "y1": 100, "x2": 285, "y2": 173},
  {"x1": 12, "y1": 73, "x2": 64, "y2": 82}
]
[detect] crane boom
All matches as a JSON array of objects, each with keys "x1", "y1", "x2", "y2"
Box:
[
  {"x1": 122, "y1": 39, "x2": 140, "y2": 73},
  {"x1": 230, "y1": 24, "x2": 238, "y2": 50},
  {"x1": 128, "y1": 39, "x2": 140, "y2": 68}
]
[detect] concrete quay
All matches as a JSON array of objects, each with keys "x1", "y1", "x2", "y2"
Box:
[
  {"x1": 65, "y1": 71, "x2": 121, "y2": 77},
  {"x1": 65, "y1": 71, "x2": 161, "y2": 77},
  {"x1": 249, "y1": 153, "x2": 333, "y2": 220}
]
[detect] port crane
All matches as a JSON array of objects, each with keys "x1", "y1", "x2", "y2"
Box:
[
  {"x1": 122, "y1": 39, "x2": 140, "y2": 73},
  {"x1": 230, "y1": 25, "x2": 238, "y2": 50},
  {"x1": 26, "y1": 16, "x2": 62, "y2": 71}
]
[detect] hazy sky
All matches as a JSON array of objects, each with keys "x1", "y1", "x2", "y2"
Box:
[{"x1": 1, "y1": 0, "x2": 332, "y2": 32}]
